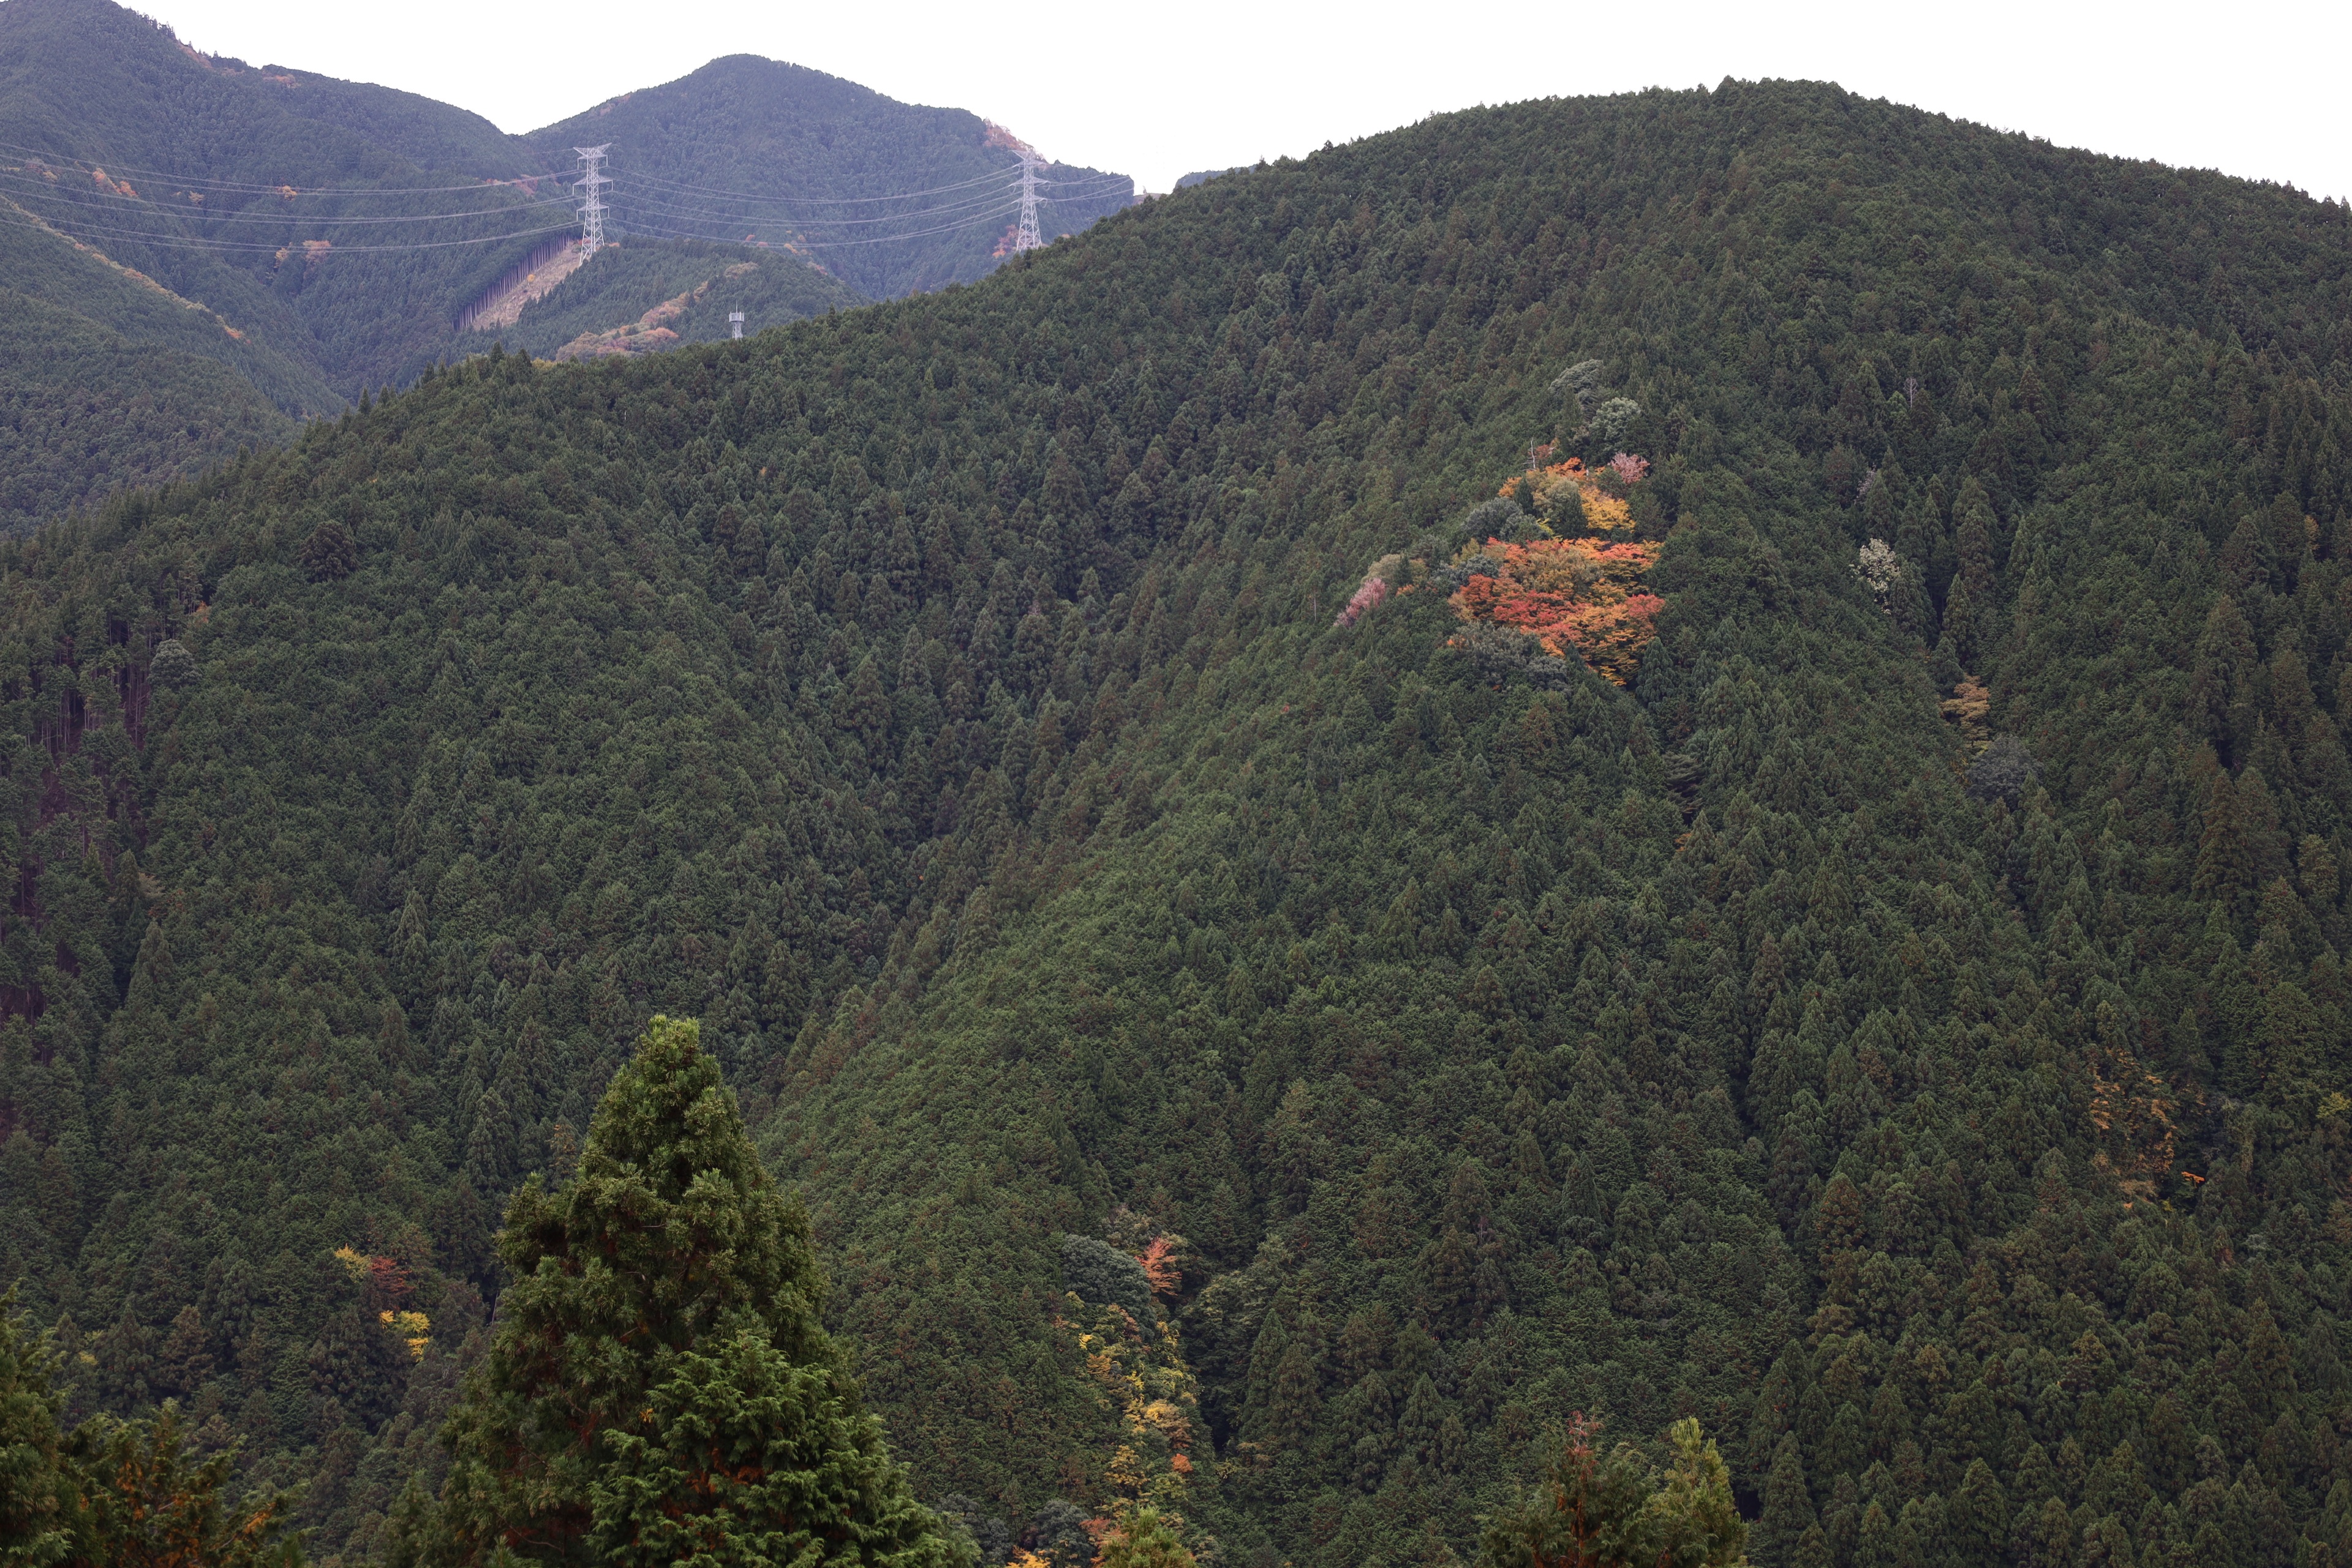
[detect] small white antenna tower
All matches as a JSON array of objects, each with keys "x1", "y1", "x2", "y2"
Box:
[
  {"x1": 728, "y1": 311, "x2": 745, "y2": 339},
  {"x1": 1012, "y1": 149, "x2": 1044, "y2": 253},
  {"x1": 573, "y1": 145, "x2": 611, "y2": 254}
]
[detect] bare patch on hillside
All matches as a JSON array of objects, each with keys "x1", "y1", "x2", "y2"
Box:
[{"x1": 458, "y1": 239, "x2": 587, "y2": 334}]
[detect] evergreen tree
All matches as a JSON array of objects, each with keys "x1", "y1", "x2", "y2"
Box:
[
  {"x1": 1751, "y1": 1434, "x2": 1814, "y2": 1568},
  {"x1": 61, "y1": 1405, "x2": 300, "y2": 1568},
  {"x1": 1476, "y1": 1416, "x2": 1744, "y2": 1568},
  {"x1": 0, "y1": 1294, "x2": 70, "y2": 1568},
  {"x1": 1945, "y1": 1460, "x2": 2008, "y2": 1568},
  {"x1": 393, "y1": 1017, "x2": 958, "y2": 1568},
  {"x1": 1095, "y1": 1509, "x2": 1194, "y2": 1568},
  {"x1": 0, "y1": 1294, "x2": 295, "y2": 1568}
]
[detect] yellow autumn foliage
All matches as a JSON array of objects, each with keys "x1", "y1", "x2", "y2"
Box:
[
  {"x1": 1499, "y1": 461, "x2": 1635, "y2": 537},
  {"x1": 379, "y1": 1309, "x2": 431, "y2": 1360}
]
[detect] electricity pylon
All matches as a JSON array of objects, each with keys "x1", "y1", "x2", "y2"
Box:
[
  {"x1": 573, "y1": 145, "x2": 611, "y2": 254},
  {"x1": 1012, "y1": 150, "x2": 1044, "y2": 254}
]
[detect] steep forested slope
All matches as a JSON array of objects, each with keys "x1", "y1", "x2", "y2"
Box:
[
  {"x1": 0, "y1": 0, "x2": 564, "y2": 396},
  {"x1": 529, "y1": 56, "x2": 1132, "y2": 300},
  {"x1": 4, "y1": 77, "x2": 2352, "y2": 1568},
  {"x1": 0, "y1": 284, "x2": 292, "y2": 530},
  {"x1": 0, "y1": 183, "x2": 344, "y2": 418}
]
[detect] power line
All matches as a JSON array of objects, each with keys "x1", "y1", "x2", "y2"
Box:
[
  {"x1": 0, "y1": 207, "x2": 577, "y2": 254},
  {"x1": 0, "y1": 175, "x2": 573, "y2": 225},
  {"x1": 614, "y1": 170, "x2": 1130, "y2": 252},
  {"x1": 612, "y1": 181, "x2": 1024, "y2": 229},
  {"x1": 0, "y1": 141, "x2": 554, "y2": 195},
  {"x1": 628, "y1": 202, "x2": 1020, "y2": 249},
  {"x1": 1020, "y1": 173, "x2": 1137, "y2": 200},
  {"x1": 799, "y1": 206, "x2": 1020, "y2": 246},
  {"x1": 622, "y1": 162, "x2": 1027, "y2": 207},
  {"x1": 610, "y1": 172, "x2": 1128, "y2": 232}
]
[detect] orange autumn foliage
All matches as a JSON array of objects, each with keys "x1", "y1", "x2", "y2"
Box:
[
  {"x1": 1443, "y1": 451, "x2": 1664, "y2": 683},
  {"x1": 1137, "y1": 1237, "x2": 1181, "y2": 1298},
  {"x1": 1450, "y1": 536, "x2": 1663, "y2": 685}
]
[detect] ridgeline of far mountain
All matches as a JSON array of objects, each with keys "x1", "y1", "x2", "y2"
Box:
[
  {"x1": 0, "y1": 0, "x2": 1131, "y2": 532},
  {"x1": 527, "y1": 56, "x2": 1134, "y2": 301}
]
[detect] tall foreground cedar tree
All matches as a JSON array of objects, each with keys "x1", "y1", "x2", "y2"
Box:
[
  {"x1": 391, "y1": 1017, "x2": 959, "y2": 1568},
  {"x1": 0, "y1": 1294, "x2": 71, "y2": 1568}
]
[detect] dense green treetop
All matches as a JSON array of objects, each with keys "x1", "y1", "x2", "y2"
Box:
[
  {"x1": 1476, "y1": 1415, "x2": 1745, "y2": 1568},
  {"x1": 0, "y1": 1291, "x2": 298, "y2": 1568},
  {"x1": 393, "y1": 1016, "x2": 956, "y2": 1568}
]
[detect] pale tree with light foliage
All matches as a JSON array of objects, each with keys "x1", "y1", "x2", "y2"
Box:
[{"x1": 1853, "y1": 538, "x2": 1901, "y2": 611}]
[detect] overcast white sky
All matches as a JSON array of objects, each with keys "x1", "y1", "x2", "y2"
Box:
[{"x1": 125, "y1": 0, "x2": 2351, "y2": 203}]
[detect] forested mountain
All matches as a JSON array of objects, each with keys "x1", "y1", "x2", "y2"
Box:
[
  {"x1": 527, "y1": 56, "x2": 1133, "y2": 301},
  {"x1": 0, "y1": 232, "x2": 304, "y2": 529},
  {"x1": 6, "y1": 71, "x2": 2352, "y2": 1568},
  {"x1": 0, "y1": 0, "x2": 560, "y2": 390},
  {"x1": 0, "y1": 0, "x2": 1128, "y2": 531}
]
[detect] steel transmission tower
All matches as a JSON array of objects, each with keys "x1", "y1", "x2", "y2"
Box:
[
  {"x1": 1012, "y1": 149, "x2": 1044, "y2": 253},
  {"x1": 573, "y1": 144, "x2": 611, "y2": 254}
]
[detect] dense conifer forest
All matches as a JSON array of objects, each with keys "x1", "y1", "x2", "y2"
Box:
[{"x1": 4, "y1": 68, "x2": 2352, "y2": 1568}]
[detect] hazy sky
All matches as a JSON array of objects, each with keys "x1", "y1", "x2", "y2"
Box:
[{"x1": 125, "y1": 0, "x2": 2350, "y2": 203}]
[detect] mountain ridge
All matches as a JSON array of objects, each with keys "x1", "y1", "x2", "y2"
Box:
[
  {"x1": 0, "y1": 0, "x2": 1133, "y2": 530},
  {"x1": 523, "y1": 53, "x2": 1133, "y2": 300}
]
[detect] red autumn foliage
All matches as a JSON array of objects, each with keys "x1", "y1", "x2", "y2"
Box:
[
  {"x1": 368, "y1": 1254, "x2": 412, "y2": 1303},
  {"x1": 1447, "y1": 454, "x2": 1662, "y2": 684},
  {"x1": 1450, "y1": 538, "x2": 1663, "y2": 685}
]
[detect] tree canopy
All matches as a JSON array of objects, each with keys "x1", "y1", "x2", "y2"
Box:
[
  {"x1": 392, "y1": 1016, "x2": 957, "y2": 1568},
  {"x1": 0, "y1": 1292, "x2": 297, "y2": 1568}
]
